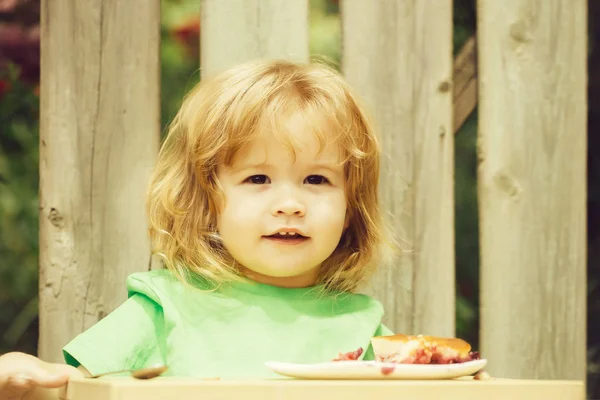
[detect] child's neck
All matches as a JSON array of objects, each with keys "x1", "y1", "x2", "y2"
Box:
[{"x1": 240, "y1": 267, "x2": 319, "y2": 288}]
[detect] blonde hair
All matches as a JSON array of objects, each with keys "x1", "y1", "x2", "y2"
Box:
[{"x1": 147, "y1": 59, "x2": 389, "y2": 293}]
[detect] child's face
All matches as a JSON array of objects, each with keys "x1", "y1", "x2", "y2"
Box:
[{"x1": 216, "y1": 129, "x2": 348, "y2": 288}]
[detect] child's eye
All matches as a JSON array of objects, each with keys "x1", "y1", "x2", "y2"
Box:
[
  {"x1": 305, "y1": 175, "x2": 329, "y2": 185},
  {"x1": 245, "y1": 175, "x2": 270, "y2": 184}
]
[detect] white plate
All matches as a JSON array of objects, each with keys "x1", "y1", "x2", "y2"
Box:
[{"x1": 265, "y1": 359, "x2": 487, "y2": 380}]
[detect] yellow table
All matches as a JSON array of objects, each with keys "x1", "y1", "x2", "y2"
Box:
[{"x1": 54, "y1": 376, "x2": 584, "y2": 400}]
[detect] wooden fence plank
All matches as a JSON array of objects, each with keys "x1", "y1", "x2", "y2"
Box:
[
  {"x1": 477, "y1": 0, "x2": 587, "y2": 381},
  {"x1": 453, "y1": 36, "x2": 477, "y2": 133},
  {"x1": 200, "y1": 0, "x2": 309, "y2": 78},
  {"x1": 341, "y1": 0, "x2": 455, "y2": 336},
  {"x1": 39, "y1": 0, "x2": 160, "y2": 362}
]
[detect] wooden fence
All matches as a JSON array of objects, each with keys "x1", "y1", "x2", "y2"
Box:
[{"x1": 38, "y1": 0, "x2": 587, "y2": 387}]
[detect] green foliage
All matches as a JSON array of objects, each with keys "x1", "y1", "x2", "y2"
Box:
[
  {"x1": 159, "y1": 28, "x2": 200, "y2": 134},
  {"x1": 309, "y1": 0, "x2": 341, "y2": 68},
  {"x1": 454, "y1": 112, "x2": 479, "y2": 346},
  {"x1": 160, "y1": 0, "x2": 200, "y2": 133},
  {"x1": 0, "y1": 63, "x2": 40, "y2": 354}
]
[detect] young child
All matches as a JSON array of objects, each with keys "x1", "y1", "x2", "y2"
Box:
[{"x1": 0, "y1": 59, "x2": 394, "y2": 397}]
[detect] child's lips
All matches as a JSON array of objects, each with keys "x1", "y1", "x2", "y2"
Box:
[{"x1": 262, "y1": 234, "x2": 310, "y2": 245}]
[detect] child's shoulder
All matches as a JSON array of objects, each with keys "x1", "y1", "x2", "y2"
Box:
[
  {"x1": 127, "y1": 268, "x2": 178, "y2": 284},
  {"x1": 124, "y1": 269, "x2": 198, "y2": 304},
  {"x1": 126, "y1": 268, "x2": 180, "y2": 289}
]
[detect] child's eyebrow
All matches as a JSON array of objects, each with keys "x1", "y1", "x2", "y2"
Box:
[
  {"x1": 230, "y1": 161, "x2": 268, "y2": 172},
  {"x1": 230, "y1": 161, "x2": 343, "y2": 174},
  {"x1": 312, "y1": 162, "x2": 344, "y2": 174}
]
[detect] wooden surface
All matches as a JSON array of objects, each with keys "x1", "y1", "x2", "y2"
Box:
[
  {"x1": 341, "y1": 0, "x2": 455, "y2": 337},
  {"x1": 59, "y1": 377, "x2": 585, "y2": 400},
  {"x1": 453, "y1": 36, "x2": 477, "y2": 133},
  {"x1": 200, "y1": 0, "x2": 309, "y2": 78},
  {"x1": 39, "y1": 0, "x2": 160, "y2": 362},
  {"x1": 477, "y1": 0, "x2": 587, "y2": 381}
]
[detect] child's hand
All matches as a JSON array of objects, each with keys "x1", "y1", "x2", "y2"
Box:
[{"x1": 0, "y1": 352, "x2": 82, "y2": 400}]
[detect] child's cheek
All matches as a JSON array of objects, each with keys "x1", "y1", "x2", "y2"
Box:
[
  {"x1": 310, "y1": 194, "x2": 347, "y2": 229},
  {"x1": 220, "y1": 192, "x2": 263, "y2": 233}
]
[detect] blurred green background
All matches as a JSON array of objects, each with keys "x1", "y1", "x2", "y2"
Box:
[{"x1": 0, "y1": 0, "x2": 597, "y2": 397}]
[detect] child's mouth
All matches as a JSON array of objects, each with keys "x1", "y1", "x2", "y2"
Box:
[{"x1": 263, "y1": 232, "x2": 309, "y2": 245}]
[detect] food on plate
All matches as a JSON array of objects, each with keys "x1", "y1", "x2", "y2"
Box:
[
  {"x1": 370, "y1": 334, "x2": 480, "y2": 364},
  {"x1": 333, "y1": 347, "x2": 364, "y2": 361},
  {"x1": 473, "y1": 370, "x2": 491, "y2": 380}
]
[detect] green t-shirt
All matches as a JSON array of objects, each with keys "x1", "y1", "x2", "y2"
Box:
[{"x1": 63, "y1": 269, "x2": 393, "y2": 379}]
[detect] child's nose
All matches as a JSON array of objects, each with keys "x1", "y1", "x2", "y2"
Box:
[{"x1": 272, "y1": 197, "x2": 306, "y2": 217}]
